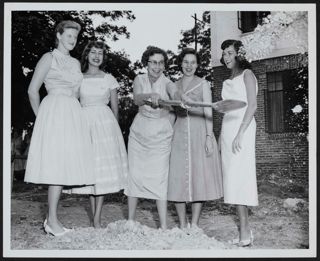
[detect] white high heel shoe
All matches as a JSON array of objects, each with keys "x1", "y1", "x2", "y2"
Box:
[
  {"x1": 238, "y1": 230, "x2": 254, "y2": 247},
  {"x1": 43, "y1": 219, "x2": 72, "y2": 236},
  {"x1": 229, "y1": 230, "x2": 254, "y2": 247}
]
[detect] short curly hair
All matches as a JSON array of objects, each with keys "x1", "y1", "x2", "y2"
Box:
[
  {"x1": 220, "y1": 39, "x2": 252, "y2": 70},
  {"x1": 54, "y1": 20, "x2": 81, "y2": 47},
  {"x1": 80, "y1": 41, "x2": 108, "y2": 73},
  {"x1": 177, "y1": 48, "x2": 200, "y2": 71},
  {"x1": 141, "y1": 46, "x2": 168, "y2": 69}
]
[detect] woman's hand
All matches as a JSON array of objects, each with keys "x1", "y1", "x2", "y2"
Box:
[
  {"x1": 232, "y1": 133, "x2": 244, "y2": 154},
  {"x1": 205, "y1": 135, "x2": 214, "y2": 156},
  {"x1": 149, "y1": 92, "x2": 161, "y2": 107},
  {"x1": 212, "y1": 102, "x2": 225, "y2": 113},
  {"x1": 181, "y1": 94, "x2": 193, "y2": 104}
]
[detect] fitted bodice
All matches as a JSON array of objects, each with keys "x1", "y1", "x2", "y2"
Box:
[
  {"x1": 222, "y1": 69, "x2": 258, "y2": 115},
  {"x1": 175, "y1": 77, "x2": 206, "y2": 117},
  {"x1": 136, "y1": 73, "x2": 172, "y2": 118},
  {"x1": 80, "y1": 74, "x2": 119, "y2": 107},
  {"x1": 222, "y1": 69, "x2": 258, "y2": 102},
  {"x1": 44, "y1": 49, "x2": 83, "y2": 97}
]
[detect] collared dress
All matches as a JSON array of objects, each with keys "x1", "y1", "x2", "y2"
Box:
[
  {"x1": 24, "y1": 48, "x2": 94, "y2": 186},
  {"x1": 63, "y1": 73, "x2": 128, "y2": 195},
  {"x1": 124, "y1": 73, "x2": 174, "y2": 200},
  {"x1": 221, "y1": 69, "x2": 258, "y2": 206},
  {"x1": 167, "y1": 77, "x2": 223, "y2": 202}
]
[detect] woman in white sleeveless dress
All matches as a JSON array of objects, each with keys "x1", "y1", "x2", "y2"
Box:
[
  {"x1": 24, "y1": 21, "x2": 94, "y2": 236},
  {"x1": 63, "y1": 41, "x2": 128, "y2": 228},
  {"x1": 124, "y1": 46, "x2": 175, "y2": 229},
  {"x1": 220, "y1": 40, "x2": 258, "y2": 247}
]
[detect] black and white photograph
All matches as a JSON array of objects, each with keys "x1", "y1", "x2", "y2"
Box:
[{"x1": 2, "y1": 1, "x2": 317, "y2": 258}]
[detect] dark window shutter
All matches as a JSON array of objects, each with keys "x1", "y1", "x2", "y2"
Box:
[
  {"x1": 238, "y1": 11, "x2": 271, "y2": 33},
  {"x1": 265, "y1": 68, "x2": 306, "y2": 134},
  {"x1": 266, "y1": 72, "x2": 285, "y2": 133}
]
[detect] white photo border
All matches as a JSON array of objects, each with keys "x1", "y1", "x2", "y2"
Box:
[{"x1": 3, "y1": 2, "x2": 317, "y2": 258}]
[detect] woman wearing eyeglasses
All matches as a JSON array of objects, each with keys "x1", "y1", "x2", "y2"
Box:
[{"x1": 124, "y1": 46, "x2": 175, "y2": 230}]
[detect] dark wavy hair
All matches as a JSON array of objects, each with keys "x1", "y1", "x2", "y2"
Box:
[
  {"x1": 177, "y1": 48, "x2": 200, "y2": 72},
  {"x1": 220, "y1": 39, "x2": 252, "y2": 70},
  {"x1": 55, "y1": 20, "x2": 81, "y2": 47},
  {"x1": 80, "y1": 41, "x2": 108, "y2": 73},
  {"x1": 141, "y1": 46, "x2": 168, "y2": 69}
]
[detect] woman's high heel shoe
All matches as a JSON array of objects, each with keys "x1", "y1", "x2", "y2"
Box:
[
  {"x1": 238, "y1": 230, "x2": 254, "y2": 247},
  {"x1": 43, "y1": 219, "x2": 47, "y2": 228},
  {"x1": 229, "y1": 230, "x2": 254, "y2": 246},
  {"x1": 43, "y1": 219, "x2": 72, "y2": 236}
]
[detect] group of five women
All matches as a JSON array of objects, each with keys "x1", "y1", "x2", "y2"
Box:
[{"x1": 24, "y1": 20, "x2": 258, "y2": 247}]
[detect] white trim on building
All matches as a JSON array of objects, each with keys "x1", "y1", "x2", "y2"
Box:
[{"x1": 210, "y1": 11, "x2": 303, "y2": 67}]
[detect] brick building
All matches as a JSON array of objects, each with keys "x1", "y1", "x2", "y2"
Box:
[{"x1": 209, "y1": 11, "x2": 308, "y2": 182}]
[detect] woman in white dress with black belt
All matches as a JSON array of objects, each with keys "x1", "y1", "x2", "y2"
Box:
[{"x1": 220, "y1": 40, "x2": 258, "y2": 247}]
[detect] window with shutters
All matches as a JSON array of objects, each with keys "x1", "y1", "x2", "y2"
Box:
[
  {"x1": 265, "y1": 68, "x2": 308, "y2": 133},
  {"x1": 238, "y1": 11, "x2": 271, "y2": 33}
]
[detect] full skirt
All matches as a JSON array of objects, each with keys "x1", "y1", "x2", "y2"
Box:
[
  {"x1": 64, "y1": 105, "x2": 128, "y2": 195},
  {"x1": 24, "y1": 94, "x2": 94, "y2": 185}
]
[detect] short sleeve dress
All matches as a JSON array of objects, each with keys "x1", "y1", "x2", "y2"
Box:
[
  {"x1": 24, "y1": 48, "x2": 94, "y2": 186},
  {"x1": 63, "y1": 73, "x2": 128, "y2": 195},
  {"x1": 124, "y1": 73, "x2": 174, "y2": 200},
  {"x1": 221, "y1": 69, "x2": 259, "y2": 206}
]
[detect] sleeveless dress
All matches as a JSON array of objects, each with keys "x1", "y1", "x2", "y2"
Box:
[
  {"x1": 167, "y1": 78, "x2": 223, "y2": 202},
  {"x1": 221, "y1": 69, "x2": 258, "y2": 206},
  {"x1": 63, "y1": 74, "x2": 128, "y2": 195},
  {"x1": 24, "y1": 49, "x2": 94, "y2": 185},
  {"x1": 124, "y1": 73, "x2": 174, "y2": 200}
]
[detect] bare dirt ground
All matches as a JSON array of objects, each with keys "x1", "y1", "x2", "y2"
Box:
[{"x1": 10, "y1": 178, "x2": 309, "y2": 251}]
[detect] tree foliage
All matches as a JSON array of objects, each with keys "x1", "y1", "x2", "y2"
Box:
[
  {"x1": 240, "y1": 11, "x2": 309, "y2": 134},
  {"x1": 285, "y1": 65, "x2": 308, "y2": 134},
  {"x1": 168, "y1": 11, "x2": 309, "y2": 136},
  {"x1": 242, "y1": 11, "x2": 308, "y2": 62},
  {"x1": 11, "y1": 11, "x2": 136, "y2": 132},
  {"x1": 167, "y1": 11, "x2": 212, "y2": 82}
]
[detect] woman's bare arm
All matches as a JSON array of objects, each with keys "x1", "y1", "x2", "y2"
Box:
[{"x1": 27, "y1": 52, "x2": 52, "y2": 116}]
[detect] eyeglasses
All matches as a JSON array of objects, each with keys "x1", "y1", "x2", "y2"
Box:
[
  {"x1": 182, "y1": 60, "x2": 197, "y2": 66},
  {"x1": 148, "y1": 60, "x2": 165, "y2": 67}
]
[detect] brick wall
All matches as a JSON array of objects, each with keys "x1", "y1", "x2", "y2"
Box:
[{"x1": 211, "y1": 54, "x2": 309, "y2": 181}]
